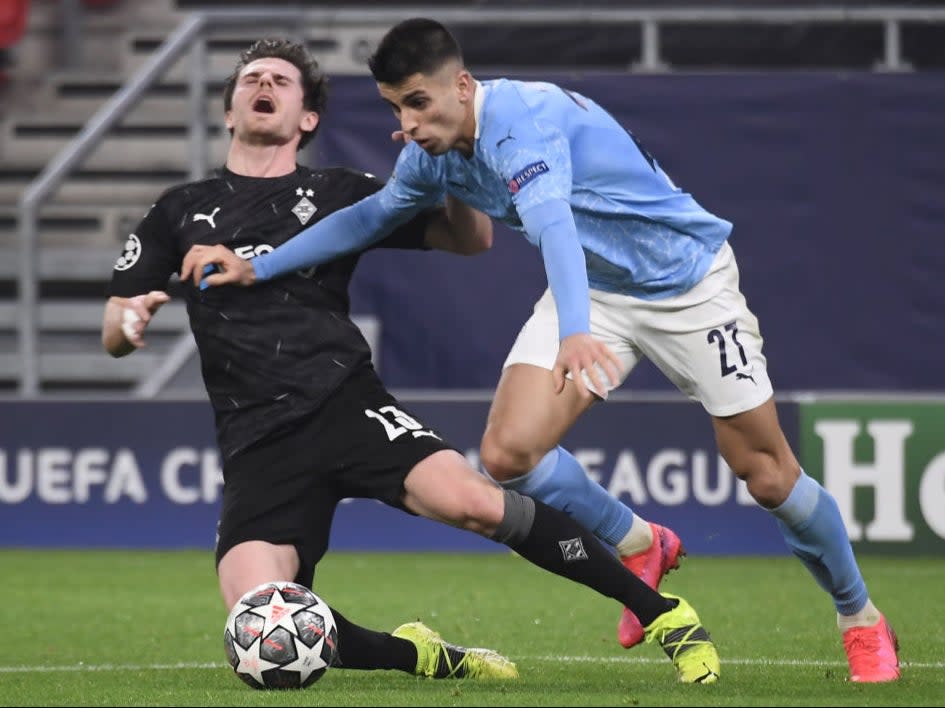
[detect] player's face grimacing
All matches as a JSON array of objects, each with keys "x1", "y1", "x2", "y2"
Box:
[
  {"x1": 377, "y1": 63, "x2": 476, "y2": 157},
  {"x1": 226, "y1": 57, "x2": 318, "y2": 148}
]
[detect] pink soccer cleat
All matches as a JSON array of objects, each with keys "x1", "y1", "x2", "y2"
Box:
[
  {"x1": 843, "y1": 614, "x2": 901, "y2": 683},
  {"x1": 618, "y1": 523, "x2": 685, "y2": 649}
]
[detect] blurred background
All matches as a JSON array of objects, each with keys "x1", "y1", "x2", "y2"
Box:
[{"x1": 0, "y1": 1, "x2": 943, "y2": 555}]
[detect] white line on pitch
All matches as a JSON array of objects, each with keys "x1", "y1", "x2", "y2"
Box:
[{"x1": 0, "y1": 656, "x2": 940, "y2": 673}]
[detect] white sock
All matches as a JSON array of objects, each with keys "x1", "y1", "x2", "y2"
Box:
[
  {"x1": 615, "y1": 514, "x2": 653, "y2": 557},
  {"x1": 837, "y1": 599, "x2": 881, "y2": 631}
]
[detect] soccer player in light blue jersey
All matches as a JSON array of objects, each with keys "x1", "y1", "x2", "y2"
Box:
[{"x1": 183, "y1": 18, "x2": 899, "y2": 683}]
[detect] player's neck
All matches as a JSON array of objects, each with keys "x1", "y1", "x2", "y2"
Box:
[
  {"x1": 226, "y1": 142, "x2": 299, "y2": 178},
  {"x1": 452, "y1": 109, "x2": 478, "y2": 158},
  {"x1": 454, "y1": 80, "x2": 480, "y2": 159}
]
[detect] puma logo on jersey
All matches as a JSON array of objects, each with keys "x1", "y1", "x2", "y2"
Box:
[
  {"x1": 496, "y1": 128, "x2": 516, "y2": 149},
  {"x1": 736, "y1": 371, "x2": 756, "y2": 385},
  {"x1": 193, "y1": 207, "x2": 220, "y2": 229}
]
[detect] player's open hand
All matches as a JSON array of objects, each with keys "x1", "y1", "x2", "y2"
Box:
[
  {"x1": 180, "y1": 244, "x2": 257, "y2": 289},
  {"x1": 119, "y1": 290, "x2": 170, "y2": 348},
  {"x1": 552, "y1": 333, "x2": 623, "y2": 399}
]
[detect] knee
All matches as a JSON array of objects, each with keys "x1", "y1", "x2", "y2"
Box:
[
  {"x1": 454, "y1": 484, "x2": 505, "y2": 535},
  {"x1": 480, "y1": 428, "x2": 542, "y2": 482},
  {"x1": 731, "y1": 455, "x2": 801, "y2": 509}
]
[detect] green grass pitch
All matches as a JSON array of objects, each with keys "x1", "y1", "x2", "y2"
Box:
[{"x1": 0, "y1": 550, "x2": 941, "y2": 706}]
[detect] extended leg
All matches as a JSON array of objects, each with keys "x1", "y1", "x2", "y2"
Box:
[{"x1": 714, "y1": 398, "x2": 899, "y2": 683}]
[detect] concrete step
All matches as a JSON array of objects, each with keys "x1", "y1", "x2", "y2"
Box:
[
  {"x1": 2, "y1": 72, "x2": 226, "y2": 137},
  {"x1": 0, "y1": 301, "x2": 189, "y2": 331},
  {"x1": 9, "y1": 111, "x2": 221, "y2": 131},
  {"x1": 0, "y1": 246, "x2": 155, "y2": 281},
  {"x1": 0, "y1": 351, "x2": 164, "y2": 384},
  {"x1": 16, "y1": 0, "x2": 131, "y2": 79},
  {"x1": 47, "y1": 71, "x2": 226, "y2": 102},
  {"x1": 0, "y1": 206, "x2": 110, "y2": 249},
  {"x1": 0, "y1": 203, "x2": 142, "y2": 249},
  {"x1": 3, "y1": 128, "x2": 229, "y2": 171},
  {"x1": 0, "y1": 168, "x2": 189, "y2": 206},
  {"x1": 11, "y1": 94, "x2": 221, "y2": 124},
  {"x1": 1, "y1": 72, "x2": 228, "y2": 174}
]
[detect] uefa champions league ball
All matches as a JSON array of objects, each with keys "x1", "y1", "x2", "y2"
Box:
[{"x1": 223, "y1": 581, "x2": 338, "y2": 689}]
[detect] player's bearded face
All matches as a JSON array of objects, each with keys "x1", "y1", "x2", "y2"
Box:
[
  {"x1": 226, "y1": 57, "x2": 316, "y2": 147},
  {"x1": 378, "y1": 64, "x2": 473, "y2": 156}
]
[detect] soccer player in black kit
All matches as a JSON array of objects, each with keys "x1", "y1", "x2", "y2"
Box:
[{"x1": 105, "y1": 39, "x2": 719, "y2": 684}]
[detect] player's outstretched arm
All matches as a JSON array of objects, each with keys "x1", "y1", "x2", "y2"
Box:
[{"x1": 186, "y1": 191, "x2": 419, "y2": 289}]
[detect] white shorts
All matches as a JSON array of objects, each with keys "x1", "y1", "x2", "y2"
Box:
[{"x1": 503, "y1": 242, "x2": 774, "y2": 417}]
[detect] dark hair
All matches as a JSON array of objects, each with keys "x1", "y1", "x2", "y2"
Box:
[
  {"x1": 368, "y1": 18, "x2": 463, "y2": 85},
  {"x1": 222, "y1": 38, "x2": 328, "y2": 150}
]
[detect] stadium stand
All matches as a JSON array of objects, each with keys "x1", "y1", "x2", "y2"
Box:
[{"x1": 2, "y1": 0, "x2": 944, "y2": 396}]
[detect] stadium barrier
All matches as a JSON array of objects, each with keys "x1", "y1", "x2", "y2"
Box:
[{"x1": 1, "y1": 397, "x2": 942, "y2": 555}]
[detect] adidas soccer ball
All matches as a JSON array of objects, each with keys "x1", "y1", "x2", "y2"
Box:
[{"x1": 224, "y1": 581, "x2": 338, "y2": 689}]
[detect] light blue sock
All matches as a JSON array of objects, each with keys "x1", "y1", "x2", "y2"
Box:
[
  {"x1": 770, "y1": 471, "x2": 869, "y2": 615},
  {"x1": 486, "y1": 446, "x2": 634, "y2": 546}
]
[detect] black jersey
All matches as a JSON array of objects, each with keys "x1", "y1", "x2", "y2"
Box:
[{"x1": 107, "y1": 164, "x2": 431, "y2": 459}]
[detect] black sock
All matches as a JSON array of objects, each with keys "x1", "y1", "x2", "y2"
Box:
[
  {"x1": 494, "y1": 490, "x2": 673, "y2": 627},
  {"x1": 331, "y1": 607, "x2": 417, "y2": 673}
]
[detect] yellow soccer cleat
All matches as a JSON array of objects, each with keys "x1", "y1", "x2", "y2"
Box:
[
  {"x1": 392, "y1": 621, "x2": 519, "y2": 680},
  {"x1": 644, "y1": 594, "x2": 720, "y2": 684}
]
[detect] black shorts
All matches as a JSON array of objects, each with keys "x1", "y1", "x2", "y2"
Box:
[{"x1": 214, "y1": 366, "x2": 456, "y2": 587}]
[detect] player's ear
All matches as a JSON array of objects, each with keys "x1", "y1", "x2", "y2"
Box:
[
  {"x1": 224, "y1": 109, "x2": 235, "y2": 131},
  {"x1": 300, "y1": 111, "x2": 319, "y2": 133},
  {"x1": 456, "y1": 69, "x2": 474, "y2": 103}
]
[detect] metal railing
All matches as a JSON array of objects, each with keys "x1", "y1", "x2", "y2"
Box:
[{"x1": 15, "y1": 4, "x2": 945, "y2": 396}]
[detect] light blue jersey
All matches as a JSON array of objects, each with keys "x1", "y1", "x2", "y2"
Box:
[
  {"x1": 381, "y1": 79, "x2": 732, "y2": 299},
  {"x1": 252, "y1": 78, "x2": 733, "y2": 339}
]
